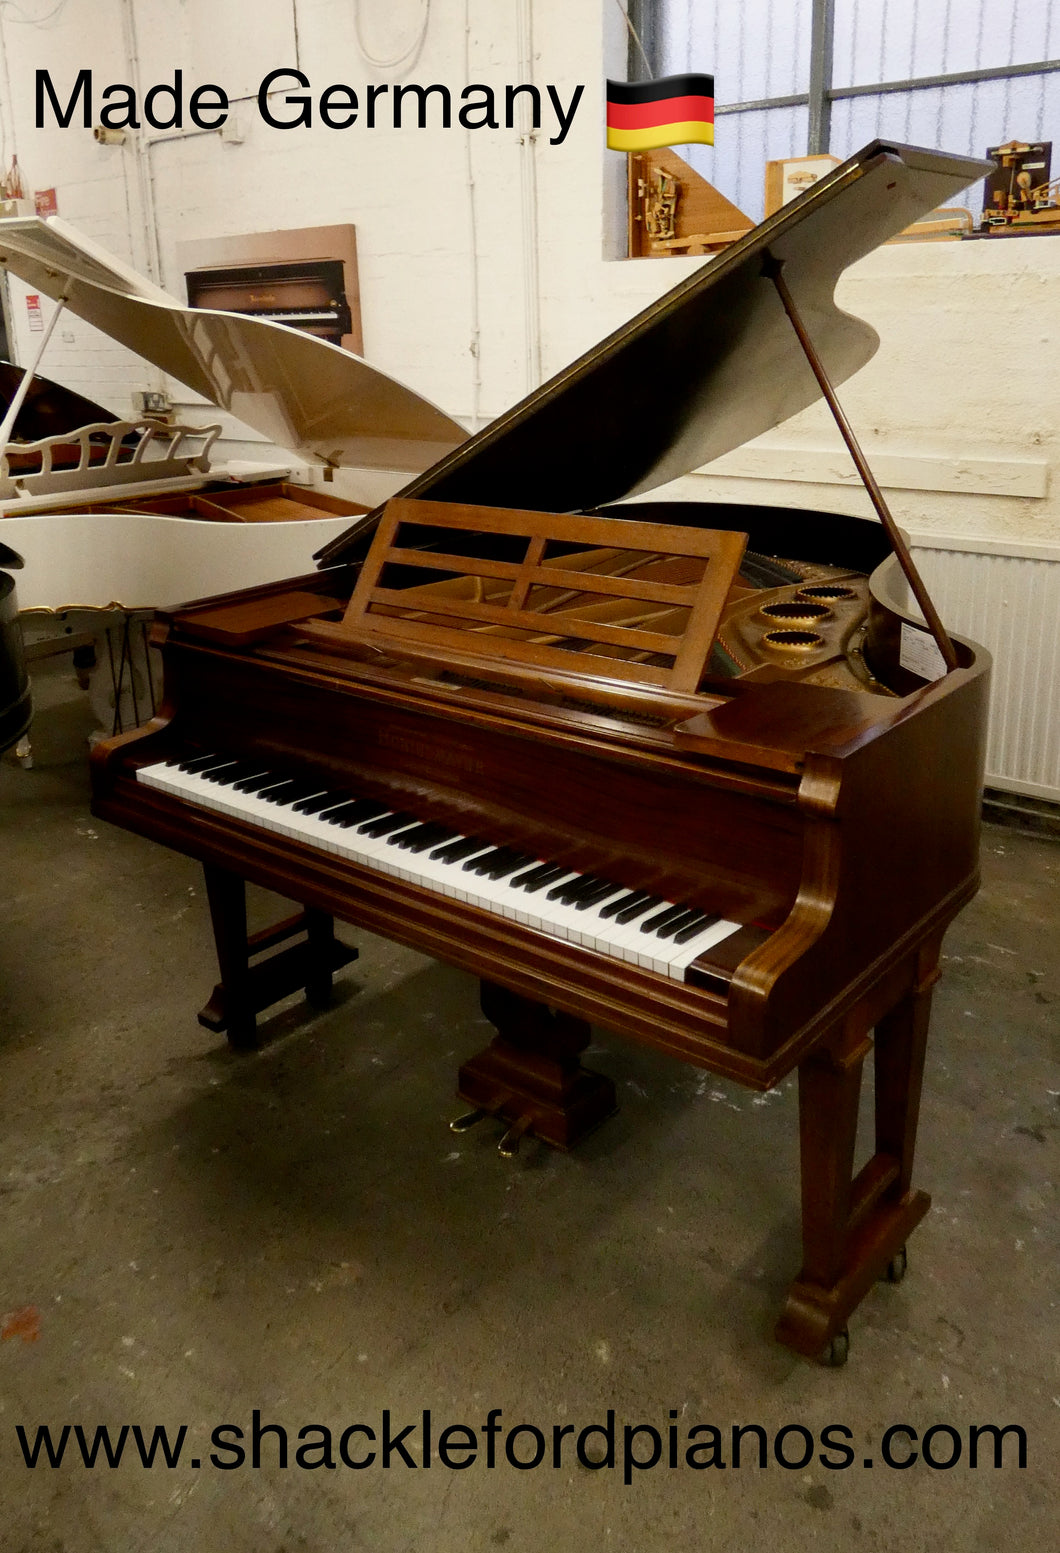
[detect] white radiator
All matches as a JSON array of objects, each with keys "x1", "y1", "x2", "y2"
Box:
[{"x1": 909, "y1": 535, "x2": 1060, "y2": 805}]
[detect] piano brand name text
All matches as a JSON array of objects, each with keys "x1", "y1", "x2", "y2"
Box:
[{"x1": 35, "y1": 69, "x2": 586, "y2": 146}]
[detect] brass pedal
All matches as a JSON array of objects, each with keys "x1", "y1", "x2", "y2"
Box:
[
  {"x1": 497, "y1": 1114, "x2": 534, "y2": 1159},
  {"x1": 449, "y1": 1108, "x2": 490, "y2": 1134}
]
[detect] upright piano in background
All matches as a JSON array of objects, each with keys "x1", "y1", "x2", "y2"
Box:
[{"x1": 89, "y1": 143, "x2": 992, "y2": 1364}]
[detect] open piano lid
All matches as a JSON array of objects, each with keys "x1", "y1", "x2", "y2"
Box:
[
  {"x1": 0, "y1": 216, "x2": 467, "y2": 475},
  {"x1": 317, "y1": 141, "x2": 989, "y2": 566},
  {"x1": 0, "y1": 360, "x2": 123, "y2": 442}
]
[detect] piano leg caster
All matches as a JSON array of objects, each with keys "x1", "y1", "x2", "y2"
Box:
[
  {"x1": 199, "y1": 866, "x2": 357, "y2": 1049},
  {"x1": 456, "y1": 981, "x2": 617, "y2": 1152},
  {"x1": 885, "y1": 1244, "x2": 908, "y2": 1284},
  {"x1": 822, "y1": 1328, "x2": 849, "y2": 1369}
]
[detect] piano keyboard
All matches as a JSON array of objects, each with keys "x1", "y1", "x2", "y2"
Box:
[
  {"x1": 252, "y1": 310, "x2": 340, "y2": 325},
  {"x1": 137, "y1": 755, "x2": 742, "y2": 981}
]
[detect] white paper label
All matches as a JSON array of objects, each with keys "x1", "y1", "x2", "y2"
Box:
[{"x1": 899, "y1": 622, "x2": 948, "y2": 682}]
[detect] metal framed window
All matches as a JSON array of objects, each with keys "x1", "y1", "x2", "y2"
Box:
[{"x1": 632, "y1": 0, "x2": 1060, "y2": 220}]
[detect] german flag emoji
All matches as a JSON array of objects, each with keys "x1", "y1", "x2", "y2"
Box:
[{"x1": 606, "y1": 73, "x2": 715, "y2": 152}]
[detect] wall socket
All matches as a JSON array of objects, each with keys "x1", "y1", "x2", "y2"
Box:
[{"x1": 134, "y1": 390, "x2": 170, "y2": 415}]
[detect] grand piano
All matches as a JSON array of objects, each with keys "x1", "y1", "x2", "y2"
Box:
[{"x1": 89, "y1": 143, "x2": 991, "y2": 1364}]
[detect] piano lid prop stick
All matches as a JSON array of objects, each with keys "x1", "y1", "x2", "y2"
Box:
[
  {"x1": 762, "y1": 254, "x2": 959, "y2": 674},
  {"x1": 0, "y1": 290, "x2": 70, "y2": 460}
]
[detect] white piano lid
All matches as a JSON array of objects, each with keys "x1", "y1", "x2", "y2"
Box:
[
  {"x1": 5, "y1": 509, "x2": 356, "y2": 612},
  {"x1": 0, "y1": 216, "x2": 467, "y2": 474}
]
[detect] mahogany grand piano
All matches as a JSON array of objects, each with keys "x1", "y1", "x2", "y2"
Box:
[{"x1": 86, "y1": 143, "x2": 991, "y2": 1364}]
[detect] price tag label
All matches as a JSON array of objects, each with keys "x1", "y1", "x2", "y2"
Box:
[
  {"x1": 899, "y1": 622, "x2": 948, "y2": 682},
  {"x1": 25, "y1": 294, "x2": 43, "y2": 332}
]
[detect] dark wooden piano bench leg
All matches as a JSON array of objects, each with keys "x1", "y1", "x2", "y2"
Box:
[
  {"x1": 456, "y1": 981, "x2": 618, "y2": 1152},
  {"x1": 775, "y1": 950, "x2": 939, "y2": 1363},
  {"x1": 197, "y1": 865, "x2": 358, "y2": 1050}
]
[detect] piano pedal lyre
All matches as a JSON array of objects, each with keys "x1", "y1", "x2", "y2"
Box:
[
  {"x1": 450, "y1": 1097, "x2": 535, "y2": 1158},
  {"x1": 454, "y1": 982, "x2": 617, "y2": 1154}
]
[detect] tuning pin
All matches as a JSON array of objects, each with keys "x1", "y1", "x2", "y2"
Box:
[
  {"x1": 497, "y1": 1115, "x2": 533, "y2": 1159},
  {"x1": 449, "y1": 1108, "x2": 489, "y2": 1134}
]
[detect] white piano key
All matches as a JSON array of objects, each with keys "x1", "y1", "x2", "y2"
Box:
[{"x1": 137, "y1": 760, "x2": 742, "y2": 982}]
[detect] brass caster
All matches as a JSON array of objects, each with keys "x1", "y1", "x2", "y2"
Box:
[
  {"x1": 885, "y1": 1244, "x2": 908, "y2": 1284},
  {"x1": 822, "y1": 1328, "x2": 850, "y2": 1368}
]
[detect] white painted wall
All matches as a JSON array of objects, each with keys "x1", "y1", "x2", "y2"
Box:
[{"x1": 0, "y1": 0, "x2": 1056, "y2": 553}]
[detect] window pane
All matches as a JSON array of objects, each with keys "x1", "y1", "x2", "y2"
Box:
[
  {"x1": 829, "y1": 72, "x2": 1060, "y2": 214},
  {"x1": 833, "y1": 0, "x2": 1056, "y2": 87},
  {"x1": 656, "y1": 0, "x2": 811, "y2": 101}
]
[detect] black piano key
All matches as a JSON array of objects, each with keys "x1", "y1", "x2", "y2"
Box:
[
  {"x1": 598, "y1": 889, "x2": 651, "y2": 920},
  {"x1": 323, "y1": 808, "x2": 370, "y2": 830},
  {"x1": 654, "y1": 907, "x2": 704, "y2": 941},
  {"x1": 359, "y1": 811, "x2": 415, "y2": 838},
  {"x1": 200, "y1": 761, "x2": 252, "y2": 784},
  {"x1": 430, "y1": 835, "x2": 488, "y2": 863},
  {"x1": 550, "y1": 874, "x2": 606, "y2": 904},
  {"x1": 231, "y1": 769, "x2": 281, "y2": 793},
  {"x1": 673, "y1": 912, "x2": 721, "y2": 945},
  {"x1": 614, "y1": 894, "x2": 664, "y2": 925},
  {"x1": 255, "y1": 778, "x2": 302, "y2": 800},
  {"x1": 293, "y1": 790, "x2": 352, "y2": 815},
  {"x1": 328, "y1": 798, "x2": 387, "y2": 826},
  {"x1": 465, "y1": 846, "x2": 519, "y2": 875},
  {"x1": 394, "y1": 823, "x2": 456, "y2": 852},
  {"x1": 484, "y1": 852, "x2": 535, "y2": 881},
  {"x1": 261, "y1": 779, "x2": 324, "y2": 805},
  {"x1": 314, "y1": 800, "x2": 366, "y2": 825},
  {"x1": 178, "y1": 752, "x2": 222, "y2": 772},
  {"x1": 226, "y1": 763, "x2": 280, "y2": 786},
  {"x1": 511, "y1": 861, "x2": 566, "y2": 890},
  {"x1": 640, "y1": 903, "x2": 688, "y2": 935},
  {"x1": 404, "y1": 825, "x2": 459, "y2": 853},
  {"x1": 386, "y1": 820, "x2": 435, "y2": 848},
  {"x1": 545, "y1": 874, "x2": 585, "y2": 901},
  {"x1": 320, "y1": 796, "x2": 374, "y2": 821},
  {"x1": 574, "y1": 880, "x2": 625, "y2": 911}
]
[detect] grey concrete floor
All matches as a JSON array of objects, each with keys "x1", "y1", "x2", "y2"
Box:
[{"x1": 1, "y1": 663, "x2": 1057, "y2": 1552}]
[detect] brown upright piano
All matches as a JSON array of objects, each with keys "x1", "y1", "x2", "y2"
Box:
[{"x1": 91, "y1": 143, "x2": 992, "y2": 1364}]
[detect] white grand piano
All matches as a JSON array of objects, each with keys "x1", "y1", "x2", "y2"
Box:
[{"x1": 0, "y1": 216, "x2": 467, "y2": 748}]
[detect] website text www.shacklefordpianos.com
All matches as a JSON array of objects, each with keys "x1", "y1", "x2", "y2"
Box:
[{"x1": 15, "y1": 1410, "x2": 1028, "y2": 1485}]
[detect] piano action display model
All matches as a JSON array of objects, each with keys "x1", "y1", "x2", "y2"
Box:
[{"x1": 89, "y1": 143, "x2": 992, "y2": 1364}]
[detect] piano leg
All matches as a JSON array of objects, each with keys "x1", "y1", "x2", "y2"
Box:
[
  {"x1": 197, "y1": 865, "x2": 358, "y2": 1050},
  {"x1": 776, "y1": 943, "x2": 938, "y2": 1363},
  {"x1": 456, "y1": 981, "x2": 618, "y2": 1152}
]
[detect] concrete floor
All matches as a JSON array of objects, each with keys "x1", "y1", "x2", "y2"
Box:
[{"x1": 1, "y1": 664, "x2": 1057, "y2": 1552}]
